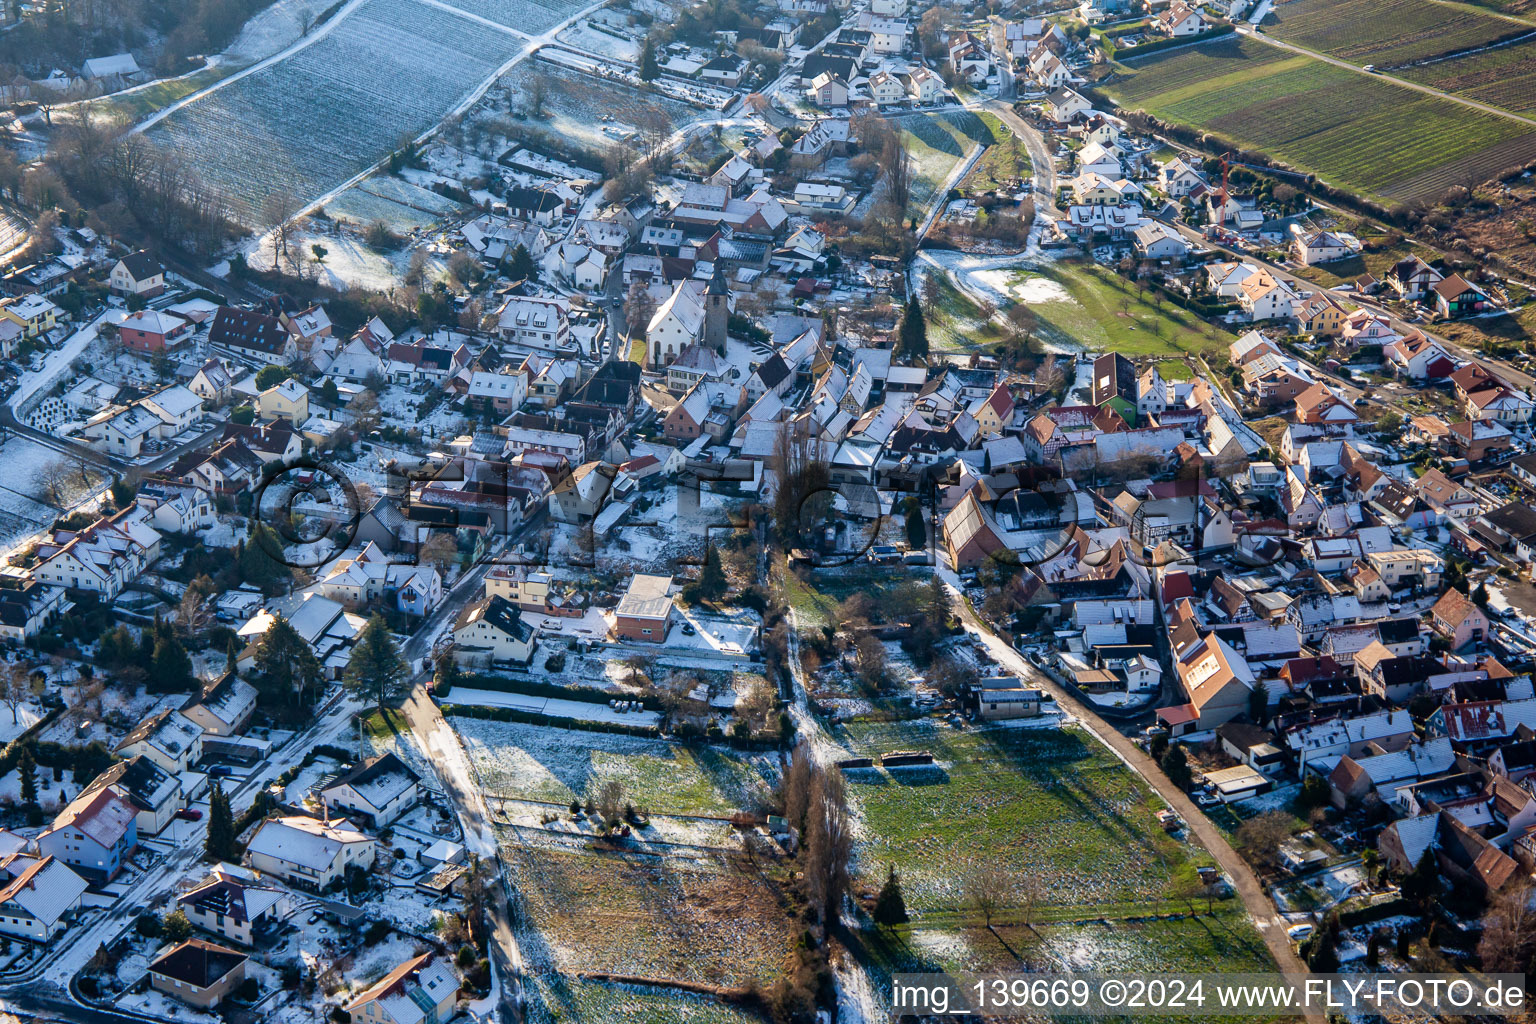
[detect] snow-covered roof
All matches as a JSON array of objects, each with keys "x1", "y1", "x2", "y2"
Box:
[{"x1": 246, "y1": 816, "x2": 374, "y2": 871}]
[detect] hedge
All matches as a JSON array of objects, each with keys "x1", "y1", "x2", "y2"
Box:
[{"x1": 1338, "y1": 898, "x2": 1411, "y2": 929}]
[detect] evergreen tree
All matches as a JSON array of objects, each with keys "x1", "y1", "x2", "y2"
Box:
[
  {"x1": 872, "y1": 864, "x2": 909, "y2": 928},
  {"x1": 226, "y1": 635, "x2": 239, "y2": 673},
  {"x1": 1247, "y1": 683, "x2": 1267, "y2": 725},
  {"x1": 639, "y1": 37, "x2": 660, "y2": 81},
  {"x1": 240, "y1": 523, "x2": 290, "y2": 592},
  {"x1": 321, "y1": 378, "x2": 340, "y2": 405},
  {"x1": 17, "y1": 745, "x2": 35, "y2": 806},
  {"x1": 206, "y1": 779, "x2": 235, "y2": 861},
  {"x1": 1160, "y1": 744, "x2": 1192, "y2": 790},
  {"x1": 904, "y1": 498, "x2": 926, "y2": 550},
  {"x1": 344, "y1": 614, "x2": 408, "y2": 713},
  {"x1": 254, "y1": 364, "x2": 291, "y2": 391},
  {"x1": 252, "y1": 616, "x2": 323, "y2": 713},
  {"x1": 152, "y1": 634, "x2": 195, "y2": 692},
  {"x1": 898, "y1": 294, "x2": 928, "y2": 361},
  {"x1": 506, "y1": 243, "x2": 537, "y2": 282},
  {"x1": 690, "y1": 544, "x2": 727, "y2": 602}
]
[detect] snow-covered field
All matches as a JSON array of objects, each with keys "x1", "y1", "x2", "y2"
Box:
[
  {"x1": 225, "y1": 0, "x2": 352, "y2": 62},
  {"x1": 146, "y1": 0, "x2": 543, "y2": 220},
  {"x1": 0, "y1": 435, "x2": 74, "y2": 554}
]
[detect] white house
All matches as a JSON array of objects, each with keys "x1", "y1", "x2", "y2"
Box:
[
  {"x1": 0, "y1": 855, "x2": 88, "y2": 942},
  {"x1": 452, "y1": 594, "x2": 538, "y2": 666},
  {"x1": 108, "y1": 251, "x2": 165, "y2": 298},
  {"x1": 244, "y1": 816, "x2": 377, "y2": 891},
  {"x1": 319, "y1": 753, "x2": 421, "y2": 828},
  {"x1": 113, "y1": 709, "x2": 204, "y2": 775}
]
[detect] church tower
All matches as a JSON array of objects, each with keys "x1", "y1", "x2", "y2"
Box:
[{"x1": 703, "y1": 263, "x2": 729, "y2": 354}]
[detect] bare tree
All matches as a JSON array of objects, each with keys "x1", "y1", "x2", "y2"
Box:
[
  {"x1": 299, "y1": 8, "x2": 317, "y2": 34},
  {"x1": 596, "y1": 779, "x2": 624, "y2": 825},
  {"x1": 420, "y1": 532, "x2": 458, "y2": 571},
  {"x1": 37, "y1": 458, "x2": 73, "y2": 506},
  {"x1": 802, "y1": 768, "x2": 853, "y2": 933},
  {"x1": 881, "y1": 135, "x2": 912, "y2": 215},
  {"x1": 1478, "y1": 880, "x2": 1536, "y2": 973},
  {"x1": 966, "y1": 860, "x2": 1009, "y2": 931},
  {"x1": 0, "y1": 662, "x2": 28, "y2": 725},
  {"x1": 262, "y1": 193, "x2": 301, "y2": 273},
  {"x1": 779, "y1": 745, "x2": 813, "y2": 834}
]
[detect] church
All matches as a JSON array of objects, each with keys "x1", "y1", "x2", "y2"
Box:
[{"x1": 646, "y1": 266, "x2": 729, "y2": 369}]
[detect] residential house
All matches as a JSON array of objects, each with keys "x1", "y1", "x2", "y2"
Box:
[
  {"x1": 343, "y1": 955, "x2": 459, "y2": 1024},
  {"x1": 1431, "y1": 589, "x2": 1488, "y2": 651},
  {"x1": 181, "y1": 675, "x2": 259, "y2": 737},
  {"x1": 108, "y1": 251, "x2": 166, "y2": 298},
  {"x1": 0, "y1": 294, "x2": 58, "y2": 339},
  {"x1": 32, "y1": 505, "x2": 159, "y2": 598},
  {"x1": 319, "y1": 753, "x2": 420, "y2": 828},
  {"x1": 1432, "y1": 274, "x2": 1492, "y2": 318},
  {"x1": 244, "y1": 815, "x2": 377, "y2": 891},
  {"x1": 38, "y1": 788, "x2": 139, "y2": 882},
  {"x1": 613, "y1": 574, "x2": 674, "y2": 642},
  {"x1": 189, "y1": 359, "x2": 235, "y2": 403},
  {"x1": 257, "y1": 378, "x2": 310, "y2": 423},
  {"x1": 118, "y1": 309, "x2": 190, "y2": 353},
  {"x1": 114, "y1": 710, "x2": 204, "y2": 775},
  {"x1": 83, "y1": 755, "x2": 185, "y2": 835},
  {"x1": 451, "y1": 594, "x2": 538, "y2": 666},
  {"x1": 177, "y1": 871, "x2": 291, "y2": 947},
  {"x1": 149, "y1": 940, "x2": 248, "y2": 1009},
  {"x1": 1291, "y1": 229, "x2": 1350, "y2": 266},
  {"x1": 0, "y1": 855, "x2": 87, "y2": 943},
  {"x1": 209, "y1": 307, "x2": 297, "y2": 364}
]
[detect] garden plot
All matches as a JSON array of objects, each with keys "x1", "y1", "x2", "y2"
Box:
[
  {"x1": 503, "y1": 843, "x2": 796, "y2": 987},
  {"x1": 840, "y1": 720, "x2": 1206, "y2": 916},
  {"x1": 454, "y1": 717, "x2": 776, "y2": 815},
  {"x1": 557, "y1": 20, "x2": 643, "y2": 62},
  {"x1": 146, "y1": 0, "x2": 529, "y2": 221},
  {"x1": 490, "y1": 61, "x2": 697, "y2": 164}
]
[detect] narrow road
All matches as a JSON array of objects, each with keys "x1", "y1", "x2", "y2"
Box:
[
  {"x1": 943, "y1": 579, "x2": 1322, "y2": 1022},
  {"x1": 1236, "y1": 25, "x2": 1536, "y2": 128},
  {"x1": 400, "y1": 684, "x2": 525, "y2": 1023}
]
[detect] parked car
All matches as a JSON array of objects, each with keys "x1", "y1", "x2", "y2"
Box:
[
  {"x1": 175, "y1": 808, "x2": 203, "y2": 821},
  {"x1": 207, "y1": 765, "x2": 233, "y2": 778}
]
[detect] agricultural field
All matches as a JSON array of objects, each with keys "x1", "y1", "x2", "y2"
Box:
[
  {"x1": 1265, "y1": 0, "x2": 1528, "y2": 65},
  {"x1": 895, "y1": 110, "x2": 996, "y2": 214},
  {"x1": 1104, "y1": 36, "x2": 1536, "y2": 201},
  {"x1": 145, "y1": 0, "x2": 530, "y2": 221},
  {"x1": 455, "y1": 716, "x2": 777, "y2": 816},
  {"x1": 1398, "y1": 39, "x2": 1536, "y2": 116},
  {"x1": 504, "y1": 843, "x2": 797, "y2": 990},
  {"x1": 838, "y1": 720, "x2": 1214, "y2": 919}
]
